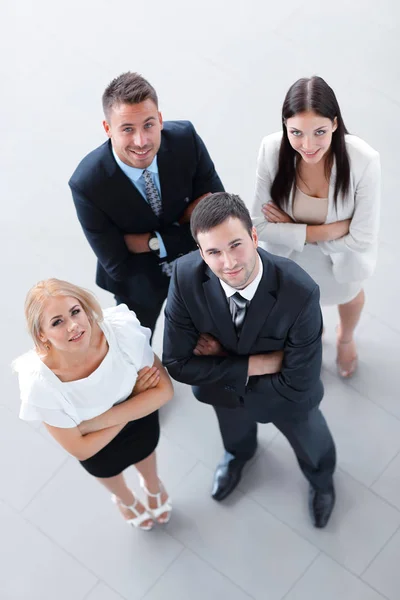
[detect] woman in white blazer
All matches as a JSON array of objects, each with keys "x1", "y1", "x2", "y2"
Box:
[{"x1": 252, "y1": 76, "x2": 380, "y2": 378}]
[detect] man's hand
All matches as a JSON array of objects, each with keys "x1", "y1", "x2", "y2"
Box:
[
  {"x1": 179, "y1": 192, "x2": 212, "y2": 225},
  {"x1": 193, "y1": 333, "x2": 227, "y2": 356},
  {"x1": 248, "y1": 351, "x2": 284, "y2": 377},
  {"x1": 262, "y1": 202, "x2": 294, "y2": 224},
  {"x1": 124, "y1": 232, "x2": 151, "y2": 253},
  {"x1": 132, "y1": 366, "x2": 160, "y2": 395}
]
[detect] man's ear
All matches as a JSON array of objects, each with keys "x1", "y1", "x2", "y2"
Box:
[{"x1": 103, "y1": 120, "x2": 112, "y2": 138}]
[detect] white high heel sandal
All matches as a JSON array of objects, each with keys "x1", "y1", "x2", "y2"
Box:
[
  {"x1": 139, "y1": 477, "x2": 172, "y2": 524},
  {"x1": 111, "y1": 494, "x2": 154, "y2": 531}
]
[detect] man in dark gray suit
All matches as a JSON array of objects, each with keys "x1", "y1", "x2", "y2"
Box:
[
  {"x1": 69, "y1": 72, "x2": 224, "y2": 333},
  {"x1": 163, "y1": 193, "x2": 336, "y2": 527}
]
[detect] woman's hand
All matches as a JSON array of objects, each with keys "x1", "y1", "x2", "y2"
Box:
[
  {"x1": 262, "y1": 202, "x2": 294, "y2": 224},
  {"x1": 132, "y1": 366, "x2": 160, "y2": 395}
]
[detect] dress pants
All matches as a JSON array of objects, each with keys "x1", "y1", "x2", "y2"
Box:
[
  {"x1": 214, "y1": 404, "x2": 336, "y2": 491},
  {"x1": 115, "y1": 277, "x2": 170, "y2": 337}
]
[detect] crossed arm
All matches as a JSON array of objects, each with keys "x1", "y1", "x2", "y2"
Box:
[
  {"x1": 163, "y1": 268, "x2": 322, "y2": 403},
  {"x1": 44, "y1": 355, "x2": 173, "y2": 461}
]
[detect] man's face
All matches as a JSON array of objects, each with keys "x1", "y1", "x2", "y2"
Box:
[
  {"x1": 103, "y1": 99, "x2": 163, "y2": 169},
  {"x1": 198, "y1": 217, "x2": 259, "y2": 290}
]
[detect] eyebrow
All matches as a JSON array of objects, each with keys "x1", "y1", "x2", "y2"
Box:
[
  {"x1": 289, "y1": 125, "x2": 328, "y2": 132},
  {"x1": 50, "y1": 304, "x2": 79, "y2": 322},
  {"x1": 119, "y1": 116, "x2": 157, "y2": 128},
  {"x1": 205, "y1": 238, "x2": 243, "y2": 253}
]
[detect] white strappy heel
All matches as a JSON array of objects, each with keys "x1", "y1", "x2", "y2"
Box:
[
  {"x1": 111, "y1": 493, "x2": 154, "y2": 531},
  {"x1": 139, "y1": 477, "x2": 172, "y2": 524}
]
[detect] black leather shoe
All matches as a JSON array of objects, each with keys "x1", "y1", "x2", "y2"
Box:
[
  {"x1": 211, "y1": 453, "x2": 249, "y2": 501},
  {"x1": 309, "y1": 485, "x2": 336, "y2": 528}
]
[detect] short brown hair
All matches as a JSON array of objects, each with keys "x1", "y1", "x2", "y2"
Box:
[
  {"x1": 24, "y1": 279, "x2": 103, "y2": 353},
  {"x1": 102, "y1": 72, "x2": 158, "y2": 119},
  {"x1": 190, "y1": 193, "x2": 253, "y2": 244}
]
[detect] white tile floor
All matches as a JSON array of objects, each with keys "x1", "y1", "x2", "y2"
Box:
[{"x1": 1, "y1": 1, "x2": 399, "y2": 598}]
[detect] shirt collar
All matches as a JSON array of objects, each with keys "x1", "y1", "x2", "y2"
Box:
[
  {"x1": 219, "y1": 254, "x2": 263, "y2": 301},
  {"x1": 112, "y1": 147, "x2": 158, "y2": 181}
]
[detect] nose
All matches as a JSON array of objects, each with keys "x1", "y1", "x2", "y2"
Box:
[
  {"x1": 133, "y1": 131, "x2": 146, "y2": 148},
  {"x1": 223, "y1": 252, "x2": 237, "y2": 270},
  {"x1": 302, "y1": 136, "x2": 312, "y2": 150},
  {"x1": 67, "y1": 320, "x2": 78, "y2": 332}
]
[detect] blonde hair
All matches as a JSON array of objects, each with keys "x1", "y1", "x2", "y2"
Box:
[{"x1": 24, "y1": 278, "x2": 103, "y2": 352}]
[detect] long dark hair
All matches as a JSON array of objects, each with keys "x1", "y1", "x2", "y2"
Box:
[{"x1": 270, "y1": 76, "x2": 350, "y2": 210}]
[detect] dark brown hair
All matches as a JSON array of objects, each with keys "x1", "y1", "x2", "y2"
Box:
[
  {"x1": 271, "y1": 76, "x2": 350, "y2": 210},
  {"x1": 102, "y1": 72, "x2": 158, "y2": 119},
  {"x1": 191, "y1": 193, "x2": 253, "y2": 244}
]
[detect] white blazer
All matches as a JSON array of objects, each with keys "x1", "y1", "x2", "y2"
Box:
[{"x1": 252, "y1": 132, "x2": 381, "y2": 284}]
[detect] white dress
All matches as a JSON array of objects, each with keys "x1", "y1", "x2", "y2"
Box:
[
  {"x1": 13, "y1": 304, "x2": 154, "y2": 428},
  {"x1": 291, "y1": 188, "x2": 362, "y2": 305}
]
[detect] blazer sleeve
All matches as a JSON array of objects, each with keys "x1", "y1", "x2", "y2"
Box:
[
  {"x1": 252, "y1": 136, "x2": 307, "y2": 252},
  {"x1": 246, "y1": 285, "x2": 323, "y2": 403},
  {"x1": 157, "y1": 222, "x2": 197, "y2": 260},
  {"x1": 162, "y1": 264, "x2": 249, "y2": 395},
  {"x1": 70, "y1": 181, "x2": 158, "y2": 286},
  {"x1": 317, "y1": 152, "x2": 381, "y2": 255}
]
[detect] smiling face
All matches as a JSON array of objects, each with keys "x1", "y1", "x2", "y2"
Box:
[
  {"x1": 197, "y1": 217, "x2": 259, "y2": 290},
  {"x1": 285, "y1": 110, "x2": 337, "y2": 164},
  {"x1": 103, "y1": 99, "x2": 163, "y2": 169},
  {"x1": 39, "y1": 296, "x2": 92, "y2": 354}
]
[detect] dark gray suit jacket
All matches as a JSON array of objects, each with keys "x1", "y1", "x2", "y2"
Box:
[
  {"x1": 69, "y1": 121, "x2": 224, "y2": 306},
  {"x1": 162, "y1": 248, "x2": 324, "y2": 423}
]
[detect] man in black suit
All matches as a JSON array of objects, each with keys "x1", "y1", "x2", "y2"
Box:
[
  {"x1": 69, "y1": 72, "x2": 224, "y2": 333},
  {"x1": 163, "y1": 193, "x2": 336, "y2": 527}
]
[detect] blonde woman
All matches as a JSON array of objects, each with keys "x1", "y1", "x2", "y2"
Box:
[
  {"x1": 252, "y1": 76, "x2": 380, "y2": 378},
  {"x1": 13, "y1": 279, "x2": 174, "y2": 530}
]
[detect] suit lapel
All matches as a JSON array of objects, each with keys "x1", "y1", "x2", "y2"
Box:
[
  {"x1": 203, "y1": 268, "x2": 238, "y2": 351},
  {"x1": 237, "y1": 251, "x2": 278, "y2": 354}
]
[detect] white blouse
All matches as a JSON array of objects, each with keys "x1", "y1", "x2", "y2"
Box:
[{"x1": 13, "y1": 304, "x2": 154, "y2": 429}]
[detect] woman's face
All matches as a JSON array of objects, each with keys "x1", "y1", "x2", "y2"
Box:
[
  {"x1": 39, "y1": 296, "x2": 92, "y2": 354},
  {"x1": 285, "y1": 110, "x2": 337, "y2": 165}
]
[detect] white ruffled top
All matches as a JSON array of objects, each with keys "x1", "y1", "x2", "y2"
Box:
[{"x1": 13, "y1": 304, "x2": 154, "y2": 428}]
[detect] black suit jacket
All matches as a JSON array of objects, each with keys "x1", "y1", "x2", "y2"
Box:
[
  {"x1": 162, "y1": 248, "x2": 324, "y2": 423},
  {"x1": 69, "y1": 121, "x2": 224, "y2": 305}
]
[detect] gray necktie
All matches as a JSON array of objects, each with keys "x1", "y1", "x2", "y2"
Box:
[
  {"x1": 142, "y1": 169, "x2": 174, "y2": 277},
  {"x1": 230, "y1": 292, "x2": 249, "y2": 337}
]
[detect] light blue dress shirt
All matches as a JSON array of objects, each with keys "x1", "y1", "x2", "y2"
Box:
[{"x1": 112, "y1": 149, "x2": 167, "y2": 258}]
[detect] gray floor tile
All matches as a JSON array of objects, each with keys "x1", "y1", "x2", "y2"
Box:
[
  {"x1": 0, "y1": 500, "x2": 96, "y2": 600},
  {"x1": 85, "y1": 582, "x2": 125, "y2": 600},
  {"x1": 240, "y1": 433, "x2": 400, "y2": 575},
  {"x1": 372, "y1": 452, "x2": 400, "y2": 511},
  {"x1": 285, "y1": 553, "x2": 386, "y2": 600},
  {"x1": 364, "y1": 244, "x2": 400, "y2": 335},
  {"x1": 329, "y1": 315, "x2": 400, "y2": 419},
  {"x1": 321, "y1": 371, "x2": 400, "y2": 486},
  {"x1": 0, "y1": 406, "x2": 67, "y2": 511},
  {"x1": 143, "y1": 549, "x2": 253, "y2": 600},
  {"x1": 167, "y1": 463, "x2": 318, "y2": 600},
  {"x1": 23, "y1": 460, "x2": 183, "y2": 600},
  {"x1": 363, "y1": 527, "x2": 400, "y2": 600}
]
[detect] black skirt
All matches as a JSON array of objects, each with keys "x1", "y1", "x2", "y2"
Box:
[{"x1": 79, "y1": 410, "x2": 160, "y2": 478}]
